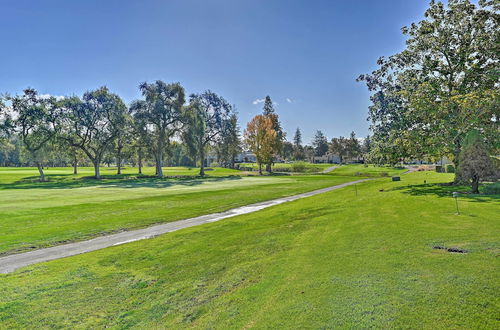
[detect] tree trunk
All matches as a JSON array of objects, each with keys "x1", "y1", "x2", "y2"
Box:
[
  {"x1": 266, "y1": 163, "x2": 272, "y2": 173},
  {"x1": 117, "y1": 148, "x2": 122, "y2": 175},
  {"x1": 453, "y1": 140, "x2": 462, "y2": 184},
  {"x1": 200, "y1": 148, "x2": 205, "y2": 176},
  {"x1": 471, "y1": 175, "x2": 479, "y2": 194},
  {"x1": 36, "y1": 162, "x2": 46, "y2": 182},
  {"x1": 258, "y1": 163, "x2": 262, "y2": 175},
  {"x1": 156, "y1": 151, "x2": 163, "y2": 178},
  {"x1": 93, "y1": 160, "x2": 101, "y2": 179},
  {"x1": 138, "y1": 148, "x2": 143, "y2": 174},
  {"x1": 73, "y1": 155, "x2": 78, "y2": 175}
]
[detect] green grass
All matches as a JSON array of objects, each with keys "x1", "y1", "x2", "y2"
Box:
[
  {"x1": 0, "y1": 166, "x2": 240, "y2": 185},
  {"x1": 0, "y1": 171, "x2": 498, "y2": 328},
  {"x1": 239, "y1": 162, "x2": 334, "y2": 172},
  {"x1": 328, "y1": 164, "x2": 407, "y2": 177},
  {"x1": 0, "y1": 166, "x2": 356, "y2": 255}
]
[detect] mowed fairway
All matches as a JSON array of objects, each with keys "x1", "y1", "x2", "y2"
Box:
[
  {"x1": 0, "y1": 171, "x2": 498, "y2": 328},
  {"x1": 0, "y1": 166, "x2": 357, "y2": 255}
]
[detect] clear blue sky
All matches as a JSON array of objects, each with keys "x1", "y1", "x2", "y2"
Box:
[{"x1": 0, "y1": 0, "x2": 429, "y2": 143}]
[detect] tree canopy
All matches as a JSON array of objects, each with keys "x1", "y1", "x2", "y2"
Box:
[{"x1": 358, "y1": 0, "x2": 499, "y2": 169}]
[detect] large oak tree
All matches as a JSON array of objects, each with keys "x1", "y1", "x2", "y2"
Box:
[
  {"x1": 59, "y1": 87, "x2": 127, "y2": 179},
  {"x1": 131, "y1": 81, "x2": 185, "y2": 178},
  {"x1": 358, "y1": 0, "x2": 499, "y2": 171}
]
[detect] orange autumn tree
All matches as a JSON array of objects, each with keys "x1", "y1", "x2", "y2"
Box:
[{"x1": 244, "y1": 115, "x2": 276, "y2": 175}]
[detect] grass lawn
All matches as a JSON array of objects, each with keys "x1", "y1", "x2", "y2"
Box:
[
  {"x1": 0, "y1": 171, "x2": 498, "y2": 328},
  {"x1": 328, "y1": 164, "x2": 407, "y2": 177},
  {"x1": 238, "y1": 162, "x2": 334, "y2": 172},
  {"x1": 0, "y1": 166, "x2": 357, "y2": 255},
  {"x1": 0, "y1": 166, "x2": 241, "y2": 185}
]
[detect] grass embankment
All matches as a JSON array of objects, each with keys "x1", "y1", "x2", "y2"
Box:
[
  {"x1": 0, "y1": 167, "x2": 356, "y2": 255},
  {"x1": 0, "y1": 171, "x2": 498, "y2": 328}
]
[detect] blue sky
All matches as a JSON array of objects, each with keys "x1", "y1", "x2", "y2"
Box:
[{"x1": 0, "y1": 0, "x2": 429, "y2": 143}]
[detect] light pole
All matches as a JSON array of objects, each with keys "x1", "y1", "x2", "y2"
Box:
[{"x1": 452, "y1": 192, "x2": 460, "y2": 215}]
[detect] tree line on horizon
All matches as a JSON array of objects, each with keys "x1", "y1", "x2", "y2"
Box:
[{"x1": 0, "y1": 87, "x2": 367, "y2": 181}]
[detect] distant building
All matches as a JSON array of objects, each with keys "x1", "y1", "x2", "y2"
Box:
[
  {"x1": 310, "y1": 153, "x2": 341, "y2": 164},
  {"x1": 234, "y1": 151, "x2": 257, "y2": 163},
  {"x1": 204, "y1": 151, "x2": 258, "y2": 167}
]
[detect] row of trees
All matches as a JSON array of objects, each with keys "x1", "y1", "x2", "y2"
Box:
[
  {"x1": 242, "y1": 96, "x2": 370, "y2": 174},
  {"x1": 357, "y1": 0, "x2": 499, "y2": 189},
  {"x1": 0, "y1": 82, "x2": 240, "y2": 181}
]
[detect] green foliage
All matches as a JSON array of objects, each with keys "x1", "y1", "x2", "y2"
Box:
[
  {"x1": 59, "y1": 87, "x2": 128, "y2": 179},
  {"x1": 358, "y1": 0, "x2": 499, "y2": 164},
  {"x1": 312, "y1": 130, "x2": 329, "y2": 157},
  {"x1": 446, "y1": 164, "x2": 455, "y2": 173},
  {"x1": 482, "y1": 182, "x2": 500, "y2": 195},
  {"x1": 456, "y1": 133, "x2": 497, "y2": 193},
  {"x1": 133, "y1": 81, "x2": 185, "y2": 178},
  {"x1": 290, "y1": 161, "x2": 307, "y2": 172}
]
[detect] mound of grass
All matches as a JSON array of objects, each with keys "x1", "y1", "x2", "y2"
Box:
[{"x1": 0, "y1": 172, "x2": 498, "y2": 328}]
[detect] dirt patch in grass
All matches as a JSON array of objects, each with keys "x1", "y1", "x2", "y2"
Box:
[{"x1": 432, "y1": 245, "x2": 468, "y2": 254}]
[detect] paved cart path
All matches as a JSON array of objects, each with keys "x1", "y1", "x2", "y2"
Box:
[
  {"x1": 322, "y1": 165, "x2": 338, "y2": 173},
  {"x1": 0, "y1": 179, "x2": 368, "y2": 274}
]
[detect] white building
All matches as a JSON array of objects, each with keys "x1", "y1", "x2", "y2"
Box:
[{"x1": 234, "y1": 151, "x2": 257, "y2": 163}]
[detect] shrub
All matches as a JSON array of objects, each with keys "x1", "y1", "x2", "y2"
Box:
[
  {"x1": 290, "y1": 161, "x2": 307, "y2": 173},
  {"x1": 446, "y1": 164, "x2": 455, "y2": 173},
  {"x1": 273, "y1": 167, "x2": 291, "y2": 172},
  {"x1": 483, "y1": 182, "x2": 500, "y2": 195}
]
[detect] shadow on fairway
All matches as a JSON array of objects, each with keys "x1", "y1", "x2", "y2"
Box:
[
  {"x1": 388, "y1": 183, "x2": 499, "y2": 202},
  {"x1": 0, "y1": 174, "x2": 244, "y2": 190}
]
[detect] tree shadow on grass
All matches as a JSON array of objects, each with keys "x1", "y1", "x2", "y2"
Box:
[
  {"x1": 388, "y1": 182, "x2": 499, "y2": 203},
  {"x1": 0, "y1": 174, "x2": 244, "y2": 190}
]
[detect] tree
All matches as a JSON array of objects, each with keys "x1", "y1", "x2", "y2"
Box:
[
  {"x1": 329, "y1": 136, "x2": 348, "y2": 164},
  {"x1": 132, "y1": 81, "x2": 185, "y2": 178},
  {"x1": 456, "y1": 131, "x2": 497, "y2": 193},
  {"x1": 216, "y1": 113, "x2": 241, "y2": 168},
  {"x1": 303, "y1": 145, "x2": 314, "y2": 162},
  {"x1": 185, "y1": 91, "x2": 233, "y2": 176},
  {"x1": 59, "y1": 87, "x2": 127, "y2": 179},
  {"x1": 129, "y1": 102, "x2": 152, "y2": 174},
  {"x1": 292, "y1": 127, "x2": 304, "y2": 160},
  {"x1": 244, "y1": 115, "x2": 276, "y2": 175},
  {"x1": 282, "y1": 141, "x2": 294, "y2": 161},
  {"x1": 6, "y1": 89, "x2": 60, "y2": 181},
  {"x1": 114, "y1": 113, "x2": 133, "y2": 175},
  {"x1": 0, "y1": 96, "x2": 13, "y2": 143},
  {"x1": 312, "y1": 130, "x2": 329, "y2": 159},
  {"x1": 358, "y1": 0, "x2": 499, "y2": 174},
  {"x1": 346, "y1": 131, "x2": 361, "y2": 161},
  {"x1": 361, "y1": 135, "x2": 372, "y2": 162},
  {"x1": 261, "y1": 96, "x2": 285, "y2": 172},
  {"x1": 293, "y1": 127, "x2": 302, "y2": 147}
]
